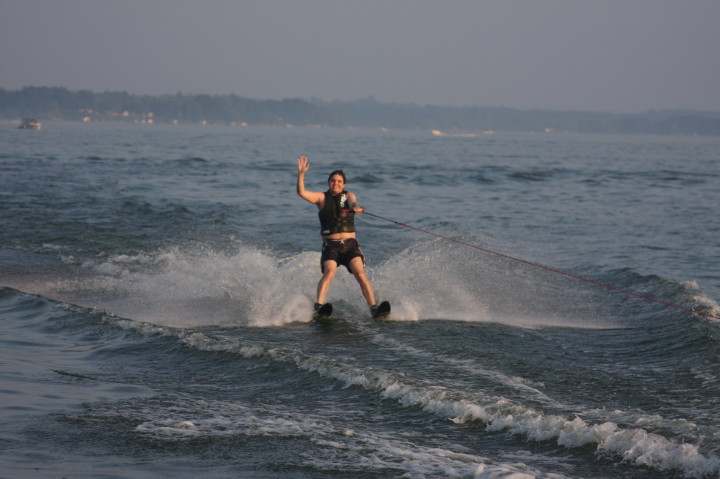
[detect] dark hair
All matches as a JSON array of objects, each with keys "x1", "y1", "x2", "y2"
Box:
[{"x1": 327, "y1": 170, "x2": 346, "y2": 183}]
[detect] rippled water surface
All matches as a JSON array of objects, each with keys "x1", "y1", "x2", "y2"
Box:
[{"x1": 1, "y1": 121, "x2": 719, "y2": 478}]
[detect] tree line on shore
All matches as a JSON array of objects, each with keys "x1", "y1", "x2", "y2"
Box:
[{"x1": 2, "y1": 86, "x2": 720, "y2": 135}]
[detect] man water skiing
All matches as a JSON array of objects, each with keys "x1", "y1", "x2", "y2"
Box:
[{"x1": 296, "y1": 155, "x2": 388, "y2": 319}]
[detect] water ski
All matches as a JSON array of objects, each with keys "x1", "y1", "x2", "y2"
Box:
[
  {"x1": 313, "y1": 303, "x2": 333, "y2": 322},
  {"x1": 372, "y1": 301, "x2": 391, "y2": 320}
]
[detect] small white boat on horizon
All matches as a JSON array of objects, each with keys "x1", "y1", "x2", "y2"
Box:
[{"x1": 18, "y1": 118, "x2": 42, "y2": 130}]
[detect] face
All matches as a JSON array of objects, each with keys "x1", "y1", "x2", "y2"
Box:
[{"x1": 328, "y1": 174, "x2": 345, "y2": 195}]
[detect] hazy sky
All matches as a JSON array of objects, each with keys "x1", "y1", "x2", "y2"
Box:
[{"x1": 2, "y1": 0, "x2": 719, "y2": 113}]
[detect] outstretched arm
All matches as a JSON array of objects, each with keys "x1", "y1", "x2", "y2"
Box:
[{"x1": 296, "y1": 156, "x2": 325, "y2": 205}]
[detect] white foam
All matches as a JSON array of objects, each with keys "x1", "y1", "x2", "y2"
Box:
[
  {"x1": 29, "y1": 244, "x2": 322, "y2": 327},
  {"x1": 360, "y1": 238, "x2": 620, "y2": 330},
  {"x1": 131, "y1": 395, "x2": 570, "y2": 479},
  {"x1": 112, "y1": 320, "x2": 720, "y2": 478},
  {"x1": 22, "y1": 237, "x2": 628, "y2": 330},
  {"x1": 374, "y1": 241, "x2": 490, "y2": 322},
  {"x1": 686, "y1": 281, "x2": 720, "y2": 320}
]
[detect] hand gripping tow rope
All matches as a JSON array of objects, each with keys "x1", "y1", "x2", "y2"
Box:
[{"x1": 362, "y1": 211, "x2": 720, "y2": 321}]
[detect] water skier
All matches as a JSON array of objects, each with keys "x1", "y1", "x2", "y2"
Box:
[{"x1": 296, "y1": 155, "x2": 388, "y2": 318}]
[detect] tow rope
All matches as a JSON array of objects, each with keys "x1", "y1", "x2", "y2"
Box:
[{"x1": 363, "y1": 211, "x2": 720, "y2": 320}]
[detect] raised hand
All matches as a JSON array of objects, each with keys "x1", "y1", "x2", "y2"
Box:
[{"x1": 297, "y1": 155, "x2": 310, "y2": 174}]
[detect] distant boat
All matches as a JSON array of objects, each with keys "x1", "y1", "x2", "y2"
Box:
[
  {"x1": 18, "y1": 118, "x2": 42, "y2": 130},
  {"x1": 431, "y1": 129, "x2": 479, "y2": 138}
]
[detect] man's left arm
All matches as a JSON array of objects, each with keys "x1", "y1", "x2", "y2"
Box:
[{"x1": 347, "y1": 192, "x2": 365, "y2": 214}]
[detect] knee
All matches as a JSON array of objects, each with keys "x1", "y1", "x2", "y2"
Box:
[{"x1": 353, "y1": 269, "x2": 369, "y2": 284}]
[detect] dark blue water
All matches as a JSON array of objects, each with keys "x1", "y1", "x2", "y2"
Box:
[{"x1": 1, "y1": 121, "x2": 719, "y2": 478}]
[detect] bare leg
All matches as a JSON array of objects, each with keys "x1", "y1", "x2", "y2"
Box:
[
  {"x1": 349, "y1": 257, "x2": 376, "y2": 306},
  {"x1": 317, "y1": 260, "x2": 338, "y2": 305}
]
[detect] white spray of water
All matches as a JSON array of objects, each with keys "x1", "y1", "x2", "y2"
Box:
[
  {"x1": 30, "y1": 244, "x2": 315, "y2": 327},
  {"x1": 19, "y1": 238, "x2": 623, "y2": 329}
]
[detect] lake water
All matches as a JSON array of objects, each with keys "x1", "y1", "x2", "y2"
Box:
[{"x1": 1, "y1": 121, "x2": 719, "y2": 478}]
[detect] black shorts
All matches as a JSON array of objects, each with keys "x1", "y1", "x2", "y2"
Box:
[{"x1": 321, "y1": 238, "x2": 365, "y2": 274}]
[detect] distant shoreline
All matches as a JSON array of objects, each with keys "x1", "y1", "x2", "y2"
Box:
[{"x1": 3, "y1": 86, "x2": 720, "y2": 136}]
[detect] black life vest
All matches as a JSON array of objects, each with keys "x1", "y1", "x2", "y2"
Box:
[{"x1": 319, "y1": 190, "x2": 355, "y2": 235}]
